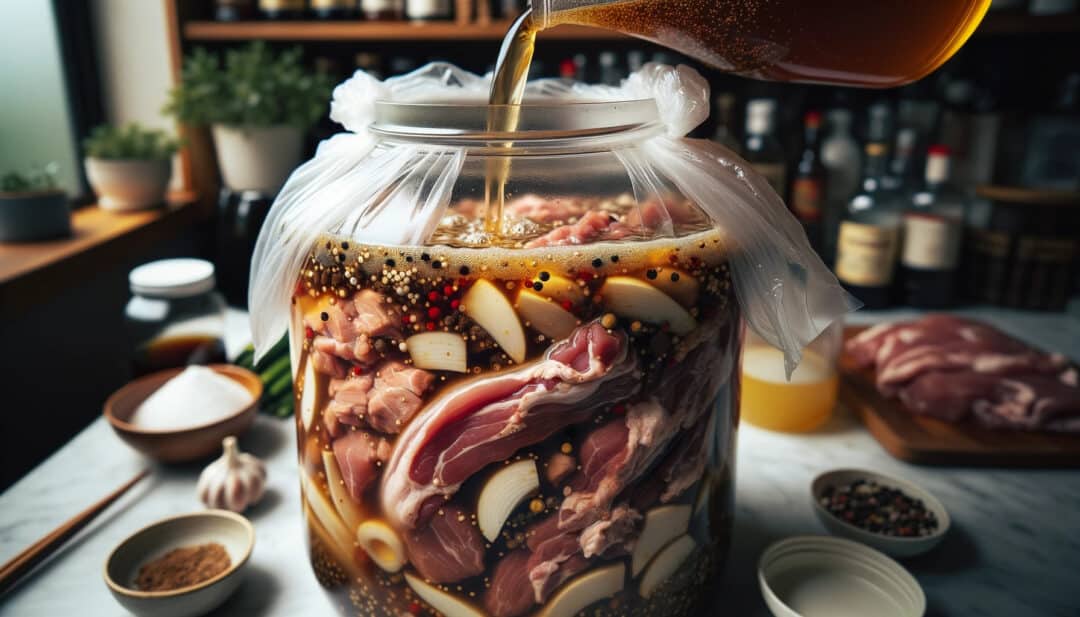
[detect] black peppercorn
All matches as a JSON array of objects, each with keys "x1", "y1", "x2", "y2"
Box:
[
  {"x1": 320, "y1": 312, "x2": 329, "y2": 322},
  {"x1": 539, "y1": 271, "x2": 550, "y2": 281},
  {"x1": 670, "y1": 272, "x2": 680, "y2": 282},
  {"x1": 459, "y1": 265, "x2": 470, "y2": 275},
  {"x1": 647, "y1": 269, "x2": 657, "y2": 280},
  {"x1": 385, "y1": 259, "x2": 396, "y2": 267},
  {"x1": 432, "y1": 260, "x2": 442, "y2": 269},
  {"x1": 592, "y1": 258, "x2": 603, "y2": 268}
]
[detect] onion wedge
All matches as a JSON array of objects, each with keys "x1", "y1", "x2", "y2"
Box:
[
  {"x1": 462, "y1": 279, "x2": 527, "y2": 364},
  {"x1": 477, "y1": 459, "x2": 540, "y2": 542},
  {"x1": 639, "y1": 534, "x2": 696, "y2": 599},
  {"x1": 405, "y1": 572, "x2": 484, "y2": 617},
  {"x1": 537, "y1": 562, "x2": 625, "y2": 617},
  {"x1": 631, "y1": 504, "x2": 692, "y2": 576}
]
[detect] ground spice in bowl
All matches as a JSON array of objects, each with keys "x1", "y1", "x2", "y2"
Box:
[
  {"x1": 134, "y1": 542, "x2": 231, "y2": 591},
  {"x1": 819, "y1": 479, "x2": 939, "y2": 538}
]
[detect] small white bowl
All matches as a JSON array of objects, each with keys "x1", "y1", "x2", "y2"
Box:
[
  {"x1": 811, "y1": 468, "x2": 950, "y2": 558},
  {"x1": 104, "y1": 510, "x2": 254, "y2": 617},
  {"x1": 759, "y1": 535, "x2": 925, "y2": 617}
]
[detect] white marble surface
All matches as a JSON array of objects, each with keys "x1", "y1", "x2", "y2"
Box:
[{"x1": 2, "y1": 309, "x2": 1078, "y2": 617}]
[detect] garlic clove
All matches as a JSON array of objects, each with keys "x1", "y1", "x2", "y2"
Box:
[
  {"x1": 599, "y1": 277, "x2": 697, "y2": 335},
  {"x1": 515, "y1": 289, "x2": 579, "y2": 341},
  {"x1": 197, "y1": 436, "x2": 267, "y2": 513},
  {"x1": 461, "y1": 279, "x2": 527, "y2": 364},
  {"x1": 407, "y1": 332, "x2": 468, "y2": 373},
  {"x1": 477, "y1": 459, "x2": 540, "y2": 542}
]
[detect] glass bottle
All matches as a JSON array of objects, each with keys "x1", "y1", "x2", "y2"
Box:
[
  {"x1": 743, "y1": 98, "x2": 787, "y2": 198},
  {"x1": 834, "y1": 142, "x2": 903, "y2": 309},
  {"x1": 531, "y1": 0, "x2": 990, "y2": 88},
  {"x1": 883, "y1": 127, "x2": 918, "y2": 193},
  {"x1": 216, "y1": 0, "x2": 256, "y2": 21},
  {"x1": 789, "y1": 110, "x2": 827, "y2": 254},
  {"x1": 820, "y1": 109, "x2": 861, "y2": 264},
  {"x1": 900, "y1": 145, "x2": 966, "y2": 308}
]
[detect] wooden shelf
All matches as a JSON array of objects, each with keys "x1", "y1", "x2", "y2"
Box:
[
  {"x1": 184, "y1": 13, "x2": 1079, "y2": 43},
  {"x1": 184, "y1": 20, "x2": 622, "y2": 41},
  {"x1": 0, "y1": 193, "x2": 199, "y2": 317}
]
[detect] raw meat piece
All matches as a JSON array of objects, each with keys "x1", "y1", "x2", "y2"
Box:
[
  {"x1": 484, "y1": 550, "x2": 535, "y2": 617},
  {"x1": 380, "y1": 322, "x2": 638, "y2": 530},
  {"x1": 506, "y1": 194, "x2": 589, "y2": 224},
  {"x1": 311, "y1": 345, "x2": 348, "y2": 378},
  {"x1": 324, "y1": 374, "x2": 374, "y2": 436},
  {"x1": 578, "y1": 503, "x2": 641, "y2": 558},
  {"x1": 658, "y1": 419, "x2": 710, "y2": 503},
  {"x1": 331, "y1": 429, "x2": 391, "y2": 501},
  {"x1": 972, "y1": 375, "x2": 1080, "y2": 433},
  {"x1": 524, "y1": 517, "x2": 588, "y2": 603},
  {"x1": 877, "y1": 342, "x2": 1066, "y2": 395},
  {"x1": 896, "y1": 372, "x2": 1001, "y2": 423},
  {"x1": 366, "y1": 360, "x2": 433, "y2": 434},
  {"x1": 307, "y1": 289, "x2": 403, "y2": 367},
  {"x1": 524, "y1": 210, "x2": 633, "y2": 248},
  {"x1": 401, "y1": 503, "x2": 485, "y2": 583}
]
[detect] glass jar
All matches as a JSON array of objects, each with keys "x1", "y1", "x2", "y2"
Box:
[
  {"x1": 125, "y1": 258, "x2": 227, "y2": 377},
  {"x1": 251, "y1": 63, "x2": 851, "y2": 617}
]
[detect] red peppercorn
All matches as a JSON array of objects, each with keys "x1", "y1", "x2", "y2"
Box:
[
  {"x1": 304, "y1": 326, "x2": 314, "y2": 339},
  {"x1": 409, "y1": 602, "x2": 422, "y2": 614},
  {"x1": 351, "y1": 366, "x2": 363, "y2": 377},
  {"x1": 443, "y1": 285, "x2": 454, "y2": 296},
  {"x1": 428, "y1": 307, "x2": 441, "y2": 319},
  {"x1": 428, "y1": 291, "x2": 439, "y2": 302},
  {"x1": 578, "y1": 272, "x2": 593, "y2": 282},
  {"x1": 450, "y1": 299, "x2": 460, "y2": 310},
  {"x1": 425, "y1": 321, "x2": 436, "y2": 331},
  {"x1": 612, "y1": 404, "x2": 626, "y2": 415},
  {"x1": 560, "y1": 300, "x2": 573, "y2": 311}
]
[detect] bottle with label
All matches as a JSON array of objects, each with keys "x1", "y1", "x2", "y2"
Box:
[
  {"x1": 712, "y1": 93, "x2": 740, "y2": 154},
  {"x1": 883, "y1": 127, "x2": 918, "y2": 192},
  {"x1": 310, "y1": 0, "x2": 356, "y2": 19},
  {"x1": 820, "y1": 108, "x2": 861, "y2": 265},
  {"x1": 743, "y1": 99, "x2": 787, "y2": 199},
  {"x1": 790, "y1": 110, "x2": 827, "y2": 254},
  {"x1": 834, "y1": 142, "x2": 903, "y2": 309},
  {"x1": 407, "y1": 0, "x2": 452, "y2": 20},
  {"x1": 900, "y1": 145, "x2": 966, "y2": 308},
  {"x1": 362, "y1": 0, "x2": 404, "y2": 20},
  {"x1": 258, "y1": 0, "x2": 306, "y2": 19}
]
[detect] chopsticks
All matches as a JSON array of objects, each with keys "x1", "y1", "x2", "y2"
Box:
[{"x1": 0, "y1": 468, "x2": 149, "y2": 596}]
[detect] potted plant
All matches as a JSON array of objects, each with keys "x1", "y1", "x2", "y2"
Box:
[
  {"x1": 164, "y1": 42, "x2": 333, "y2": 195},
  {"x1": 83, "y1": 123, "x2": 180, "y2": 212},
  {"x1": 0, "y1": 164, "x2": 70, "y2": 242}
]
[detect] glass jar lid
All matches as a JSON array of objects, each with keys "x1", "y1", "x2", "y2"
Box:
[{"x1": 129, "y1": 258, "x2": 216, "y2": 298}]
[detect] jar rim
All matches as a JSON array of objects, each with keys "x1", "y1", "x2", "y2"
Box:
[{"x1": 370, "y1": 98, "x2": 661, "y2": 141}]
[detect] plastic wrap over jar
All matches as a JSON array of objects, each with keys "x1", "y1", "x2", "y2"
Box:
[{"x1": 249, "y1": 61, "x2": 855, "y2": 375}]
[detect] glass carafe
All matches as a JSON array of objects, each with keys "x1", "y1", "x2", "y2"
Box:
[{"x1": 532, "y1": 0, "x2": 990, "y2": 87}]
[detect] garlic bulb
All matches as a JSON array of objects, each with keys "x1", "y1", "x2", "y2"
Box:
[{"x1": 197, "y1": 436, "x2": 267, "y2": 512}]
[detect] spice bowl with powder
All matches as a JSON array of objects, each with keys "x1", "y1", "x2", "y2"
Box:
[
  {"x1": 104, "y1": 509, "x2": 254, "y2": 617},
  {"x1": 811, "y1": 468, "x2": 951, "y2": 558}
]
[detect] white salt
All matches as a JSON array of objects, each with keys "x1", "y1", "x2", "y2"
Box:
[{"x1": 131, "y1": 366, "x2": 253, "y2": 430}]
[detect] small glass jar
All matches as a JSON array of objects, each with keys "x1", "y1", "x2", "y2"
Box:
[{"x1": 124, "y1": 258, "x2": 227, "y2": 377}]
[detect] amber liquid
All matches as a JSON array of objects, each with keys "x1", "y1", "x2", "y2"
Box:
[
  {"x1": 133, "y1": 334, "x2": 227, "y2": 377},
  {"x1": 547, "y1": 0, "x2": 990, "y2": 88}
]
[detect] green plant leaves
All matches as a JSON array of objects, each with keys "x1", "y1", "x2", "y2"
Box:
[
  {"x1": 163, "y1": 42, "x2": 334, "y2": 129},
  {"x1": 1, "y1": 163, "x2": 59, "y2": 192},
  {"x1": 83, "y1": 123, "x2": 180, "y2": 160}
]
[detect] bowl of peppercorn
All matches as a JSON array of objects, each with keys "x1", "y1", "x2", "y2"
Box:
[{"x1": 811, "y1": 468, "x2": 950, "y2": 558}]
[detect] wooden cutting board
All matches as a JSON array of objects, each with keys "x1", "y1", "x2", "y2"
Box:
[{"x1": 839, "y1": 326, "x2": 1080, "y2": 467}]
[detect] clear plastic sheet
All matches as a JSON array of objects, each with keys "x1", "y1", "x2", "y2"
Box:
[{"x1": 249, "y1": 62, "x2": 858, "y2": 375}]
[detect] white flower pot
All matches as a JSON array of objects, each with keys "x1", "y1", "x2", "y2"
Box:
[
  {"x1": 211, "y1": 124, "x2": 303, "y2": 194},
  {"x1": 85, "y1": 158, "x2": 172, "y2": 212}
]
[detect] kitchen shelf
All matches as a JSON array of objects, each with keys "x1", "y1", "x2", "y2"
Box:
[
  {"x1": 184, "y1": 20, "x2": 623, "y2": 41},
  {"x1": 183, "y1": 13, "x2": 1080, "y2": 43}
]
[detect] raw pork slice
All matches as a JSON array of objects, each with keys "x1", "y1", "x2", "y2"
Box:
[
  {"x1": 401, "y1": 503, "x2": 485, "y2": 583},
  {"x1": 331, "y1": 429, "x2": 391, "y2": 501},
  {"x1": 972, "y1": 375, "x2": 1080, "y2": 432},
  {"x1": 380, "y1": 322, "x2": 638, "y2": 530}
]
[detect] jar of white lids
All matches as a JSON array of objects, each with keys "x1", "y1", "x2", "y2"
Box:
[{"x1": 124, "y1": 258, "x2": 227, "y2": 377}]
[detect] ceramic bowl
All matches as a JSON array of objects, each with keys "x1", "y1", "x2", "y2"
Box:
[
  {"x1": 104, "y1": 510, "x2": 254, "y2": 617},
  {"x1": 759, "y1": 535, "x2": 925, "y2": 617},
  {"x1": 811, "y1": 468, "x2": 950, "y2": 558},
  {"x1": 104, "y1": 364, "x2": 261, "y2": 463}
]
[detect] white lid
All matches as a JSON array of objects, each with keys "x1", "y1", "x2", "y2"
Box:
[
  {"x1": 129, "y1": 258, "x2": 216, "y2": 299},
  {"x1": 759, "y1": 536, "x2": 925, "y2": 617}
]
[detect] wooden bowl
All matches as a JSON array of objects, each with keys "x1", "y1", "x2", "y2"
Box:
[
  {"x1": 104, "y1": 509, "x2": 254, "y2": 617},
  {"x1": 104, "y1": 364, "x2": 261, "y2": 463}
]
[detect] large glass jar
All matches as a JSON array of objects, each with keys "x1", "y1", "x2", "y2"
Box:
[{"x1": 250, "y1": 63, "x2": 850, "y2": 617}]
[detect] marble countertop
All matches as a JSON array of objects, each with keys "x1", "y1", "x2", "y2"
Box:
[{"x1": 2, "y1": 308, "x2": 1078, "y2": 616}]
